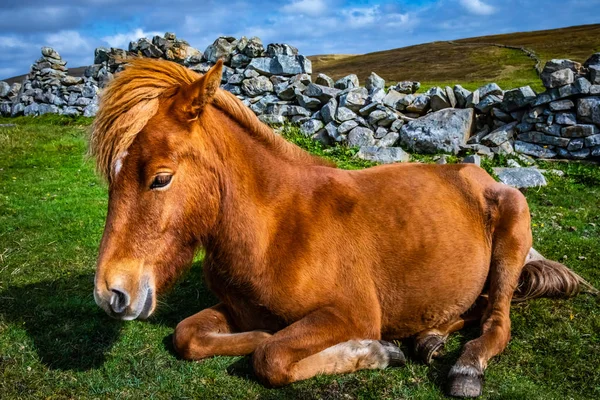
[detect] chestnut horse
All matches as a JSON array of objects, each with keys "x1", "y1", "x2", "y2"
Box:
[{"x1": 91, "y1": 58, "x2": 595, "y2": 397}]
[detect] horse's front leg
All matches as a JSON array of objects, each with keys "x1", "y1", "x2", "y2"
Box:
[
  {"x1": 252, "y1": 305, "x2": 405, "y2": 386},
  {"x1": 173, "y1": 303, "x2": 272, "y2": 360}
]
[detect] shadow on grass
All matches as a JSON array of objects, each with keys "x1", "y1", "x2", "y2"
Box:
[
  {"x1": 0, "y1": 273, "x2": 122, "y2": 371},
  {"x1": 0, "y1": 261, "x2": 215, "y2": 371}
]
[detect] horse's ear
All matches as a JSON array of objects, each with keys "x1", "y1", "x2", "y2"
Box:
[{"x1": 176, "y1": 60, "x2": 223, "y2": 120}]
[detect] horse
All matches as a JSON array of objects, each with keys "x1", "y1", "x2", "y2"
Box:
[{"x1": 90, "y1": 58, "x2": 596, "y2": 398}]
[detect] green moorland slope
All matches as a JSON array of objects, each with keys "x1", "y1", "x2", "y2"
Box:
[
  {"x1": 0, "y1": 116, "x2": 599, "y2": 399},
  {"x1": 309, "y1": 24, "x2": 600, "y2": 92}
]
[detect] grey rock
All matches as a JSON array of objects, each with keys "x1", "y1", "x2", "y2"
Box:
[
  {"x1": 338, "y1": 120, "x2": 359, "y2": 135},
  {"x1": 37, "y1": 103, "x2": 58, "y2": 115},
  {"x1": 321, "y1": 99, "x2": 337, "y2": 124},
  {"x1": 514, "y1": 141, "x2": 557, "y2": 158},
  {"x1": 315, "y1": 73, "x2": 334, "y2": 87},
  {"x1": 493, "y1": 168, "x2": 547, "y2": 188},
  {"x1": 502, "y1": 86, "x2": 536, "y2": 111},
  {"x1": 41, "y1": 46, "x2": 61, "y2": 59},
  {"x1": 585, "y1": 134, "x2": 600, "y2": 147},
  {"x1": 569, "y1": 148, "x2": 591, "y2": 159},
  {"x1": 589, "y1": 65, "x2": 600, "y2": 85},
  {"x1": 300, "y1": 119, "x2": 324, "y2": 136},
  {"x1": 382, "y1": 90, "x2": 405, "y2": 109},
  {"x1": 24, "y1": 102, "x2": 40, "y2": 116},
  {"x1": 204, "y1": 37, "x2": 235, "y2": 63},
  {"x1": 575, "y1": 77, "x2": 592, "y2": 94},
  {"x1": 454, "y1": 85, "x2": 472, "y2": 108},
  {"x1": 0, "y1": 81, "x2": 10, "y2": 98},
  {"x1": 340, "y1": 87, "x2": 368, "y2": 112},
  {"x1": 248, "y1": 55, "x2": 311, "y2": 76},
  {"x1": 467, "y1": 126, "x2": 490, "y2": 144},
  {"x1": 400, "y1": 108, "x2": 474, "y2": 154},
  {"x1": 11, "y1": 103, "x2": 25, "y2": 116},
  {"x1": 258, "y1": 114, "x2": 286, "y2": 125},
  {"x1": 584, "y1": 53, "x2": 600, "y2": 68},
  {"x1": 475, "y1": 94, "x2": 503, "y2": 113},
  {"x1": 462, "y1": 154, "x2": 482, "y2": 166},
  {"x1": 392, "y1": 81, "x2": 420, "y2": 94},
  {"x1": 577, "y1": 97, "x2": 600, "y2": 122},
  {"x1": 429, "y1": 87, "x2": 451, "y2": 111},
  {"x1": 266, "y1": 43, "x2": 298, "y2": 57},
  {"x1": 228, "y1": 74, "x2": 245, "y2": 85},
  {"x1": 365, "y1": 72, "x2": 385, "y2": 93},
  {"x1": 465, "y1": 90, "x2": 480, "y2": 108},
  {"x1": 592, "y1": 146, "x2": 600, "y2": 157},
  {"x1": 555, "y1": 112, "x2": 577, "y2": 125},
  {"x1": 517, "y1": 132, "x2": 570, "y2": 147},
  {"x1": 223, "y1": 84, "x2": 242, "y2": 95},
  {"x1": 296, "y1": 94, "x2": 321, "y2": 110},
  {"x1": 336, "y1": 106, "x2": 357, "y2": 122},
  {"x1": 0, "y1": 102, "x2": 11, "y2": 116},
  {"x1": 241, "y1": 76, "x2": 273, "y2": 97},
  {"x1": 378, "y1": 131, "x2": 399, "y2": 147},
  {"x1": 492, "y1": 108, "x2": 513, "y2": 122},
  {"x1": 481, "y1": 122, "x2": 518, "y2": 147},
  {"x1": 368, "y1": 109, "x2": 387, "y2": 126},
  {"x1": 83, "y1": 103, "x2": 99, "y2": 117},
  {"x1": 75, "y1": 97, "x2": 92, "y2": 107},
  {"x1": 311, "y1": 129, "x2": 332, "y2": 146},
  {"x1": 231, "y1": 53, "x2": 251, "y2": 68},
  {"x1": 347, "y1": 127, "x2": 375, "y2": 147},
  {"x1": 243, "y1": 37, "x2": 264, "y2": 58},
  {"x1": 325, "y1": 122, "x2": 342, "y2": 142},
  {"x1": 303, "y1": 83, "x2": 340, "y2": 102},
  {"x1": 561, "y1": 124, "x2": 596, "y2": 138},
  {"x1": 445, "y1": 86, "x2": 457, "y2": 108},
  {"x1": 374, "y1": 126, "x2": 388, "y2": 139},
  {"x1": 549, "y1": 99, "x2": 574, "y2": 111},
  {"x1": 368, "y1": 88, "x2": 386, "y2": 104},
  {"x1": 405, "y1": 94, "x2": 430, "y2": 114},
  {"x1": 334, "y1": 74, "x2": 359, "y2": 90},
  {"x1": 533, "y1": 89, "x2": 559, "y2": 106},
  {"x1": 567, "y1": 138, "x2": 585, "y2": 151},
  {"x1": 357, "y1": 146, "x2": 409, "y2": 164},
  {"x1": 478, "y1": 83, "x2": 503, "y2": 98},
  {"x1": 543, "y1": 68, "x2": 575, "y2": 89}
]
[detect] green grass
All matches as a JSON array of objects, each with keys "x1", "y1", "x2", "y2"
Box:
[{"x1": 1, "y1": 116, "x2": 599, "y2": 399}]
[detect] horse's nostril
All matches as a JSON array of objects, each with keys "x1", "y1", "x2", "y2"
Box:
[{"x1": 109, "y1": 288, "x2": 130, "y2": 314}]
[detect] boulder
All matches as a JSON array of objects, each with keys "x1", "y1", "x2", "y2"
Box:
[
  {"x1": 357, "y1": 146, "x2": 410, "y2": 164},
  {"x1": 204, "y1": 37, "x2": 236, "y2": 63},
  {"x1": 493, "y1": 168, "x2": 547, "y2": 189},
  {"x1": 336, "y1": 106, "x2": 357, "y2": 122},
  {"x1": 399, "y1": 108, "x2": 474, "y2": 154},
  {"x1": 454, "y1": 85, "x2": 472, "y2": 108},
  {"x1": 365, "y1": 72, "x2": 385, "y2": 93},
  {"x1": 405, "y1": 95, "x2": 430, "y2": 114},
  {"x1": 561, "y1": 124, "x2": 596, "y2": 138},
  {"x1": 392, "y1": 81, "x2": 420, "y2": 94},
  {"x1": 334, "y1": 74, "x2": 359, "y2": 90},
  {"x1": 266, "y1": 43, "x2": 298, "y2": 57},
  {"x1": 300, "y1": 119, "x2": 324, "y2": 136},
  {"x1": 514, "y1": 141, "x2": 557, "y2": 158},
  {"x1": 321, "y1": 98, "x2": 337, "y2": 124},
  {"x1": 542, "y1": 68, "x2": 575, "y2": 89},
  {"x1": 248, "y1": 55, "x2": 312, "y2": 76},
  {"x1": 478, "y1": 83, "x2": 503, "y2": 98},
  {"x1": 244, "y1": 37, "x2": 264, "y2": 58},
  {"x1": 378, "y1": 131, "x2": 400, "y2": 147},
  {"x1": 382, "y1": 90, "x2": 405, "y2": 109},
  {"x1": 339, "y1": 88, "x2": 368, "y2": 112},
  {"x1": 549, "y1": 99, "x2": 574, "y2": 111},
  {"x1": 347, "y1": 127, "x2": 375, "y2": 147},
  {"x1": 304, "y1": 83, "x2": 341, "y2": 102},
  {"x1": 481, "y1": 122, "x2": 518, "y2": 147},
  {"x1": 429, "y1": 87, "x2": 451, "y2": 111},
  {"x1": 0, "y1": 81, "x2": 10, "y2": 98},
  {"x1": 502, "y1": 86, "x2": 536, "y2": 111},
  {"x1": 315, "y1": 73, "x2": 334, "y2": 88},
  {"x1": 241, "y1": 76, "x2": 273, "y2": 97}
]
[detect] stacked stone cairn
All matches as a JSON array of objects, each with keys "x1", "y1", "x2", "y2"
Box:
[
  {"x1": 2, "y1": 33, "x2": 599, "y2": 164},
  {"x1": 0, "y1": 47, "x2": 99, "y2": 117}
]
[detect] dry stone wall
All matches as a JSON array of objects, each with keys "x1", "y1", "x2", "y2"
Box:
[{"x1": 1, "y1": 33, "x2": 599, "y2": 162}]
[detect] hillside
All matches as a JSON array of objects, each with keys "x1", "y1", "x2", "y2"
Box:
[{"x1": 309, "y1": 24, "x2": 600, "y2": 92}]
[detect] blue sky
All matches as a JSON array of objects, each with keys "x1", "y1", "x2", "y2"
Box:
[{"x1": 0, "y1": 0, "x2": 598, "y2": 80}]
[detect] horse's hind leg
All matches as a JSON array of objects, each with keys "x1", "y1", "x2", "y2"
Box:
[
  {"x1": 414, "y1": 296, "x2": 488, "y2": 364},
  {"x1": 447, "y1": 187, "x2": 532, "y2": 398}
]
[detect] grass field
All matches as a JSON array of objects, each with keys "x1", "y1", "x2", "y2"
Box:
[
  {"x1": 309, "y1": 24, "x2": 600, "y2": 93},
  {"x1": 1, "y1": 116, "x2": 599, "y2": 399}
]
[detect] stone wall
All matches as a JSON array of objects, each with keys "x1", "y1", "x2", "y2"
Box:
[{"x1": 1, "y1": 33, "x2": 599, "y2": 162}]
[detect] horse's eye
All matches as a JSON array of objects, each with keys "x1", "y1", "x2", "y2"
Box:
[{"x1": 150, "y1": 174, "x2": 172, "y2": 189}]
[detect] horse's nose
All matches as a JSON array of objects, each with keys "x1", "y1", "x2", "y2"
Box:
[{"x1": 109, "y1": 287, "x2": 130, "y2": 314}]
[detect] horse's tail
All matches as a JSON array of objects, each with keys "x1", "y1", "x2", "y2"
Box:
[{"x1": 512, "y1": 248, "x2": 598, "y2": 303}]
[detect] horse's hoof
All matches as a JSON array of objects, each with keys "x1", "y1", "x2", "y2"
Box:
[
  {"x1": 415, "y1": 335, "x2": 445, "y2": 364},
  {"x1": 447, "y1": 367, "x2": 483, "y2": 398},
  {"x1": 378, "y1": 340, "x2": 406, "y2": 367}
]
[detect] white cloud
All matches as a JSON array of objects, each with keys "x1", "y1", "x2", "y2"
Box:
[
  {"x1": 281, "y1": 0, "x2": 326, "y2": 16},
  {"x1": 459, "y1": 0, "x2": 496, "y2": 16},
  {"x1": 46, "y1": 30, "x2": 93, "y2": 54},
  {"x1": 101, "y1": 28, "x2": 163, "y2": 49}
]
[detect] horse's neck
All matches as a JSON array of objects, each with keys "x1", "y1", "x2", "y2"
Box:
[{"x1": 202, "y1": 112, "x2": 301, "y2": 285}]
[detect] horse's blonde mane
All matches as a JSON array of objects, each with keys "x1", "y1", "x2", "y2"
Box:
[{"x1": 90, "y1": 58, "x2": 332, "y2": 181}]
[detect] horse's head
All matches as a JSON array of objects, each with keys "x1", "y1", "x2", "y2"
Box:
[{"x1": 91, "y1": 60, "x2": 224, "y2": 320}]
